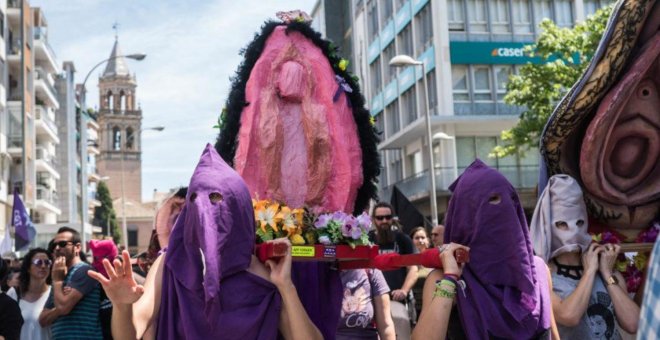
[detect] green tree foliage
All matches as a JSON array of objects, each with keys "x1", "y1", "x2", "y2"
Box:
[
  {"x1": 493, "y1": 5, "x2": 613, "y2": 157},
  {"x1": 93, "y1": 181, "x2": 121, "y2": 244}
]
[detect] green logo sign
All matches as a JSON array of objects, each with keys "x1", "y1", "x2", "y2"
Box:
[{"x1": 450, "y1": 41, "x2": 541, "y2": 64}]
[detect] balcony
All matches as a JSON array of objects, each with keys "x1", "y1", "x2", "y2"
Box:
[
  {"x1": 379, "y1": 164, "x2": 538, "y2": 202},
  {"x1": 7, "y1": 36, "x2": 21, "y2": 61},
  {"x1": 8, "y1": 0, "x2": 21, "y2": 9},
  {"x1": 35, "y1": 147, "x2": 60, "y2": 180},
  {"x1": 33, "y1": 27, "x2": 59, "y2": 73},
  {"x1": 35, "y1": 67, "x2": 59, "y2": 109},
  {"x1": 35, "y1": 105, "x2": 59, "y2": 143},
  {"x1": 36, "y1": 184, "x2": 61, "y2": 215}
]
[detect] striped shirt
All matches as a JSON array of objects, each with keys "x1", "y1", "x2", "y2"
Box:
[{"x1": 45, "y1": 262, "x2": 103, "y2": 340}]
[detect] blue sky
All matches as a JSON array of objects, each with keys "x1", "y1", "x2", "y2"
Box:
[{"x1": 31, "y1": 0, "x2": 315, "y2": 201}]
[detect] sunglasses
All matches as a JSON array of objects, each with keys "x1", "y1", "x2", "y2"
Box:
[
  {"x1": 53, "y1": 240, "x2": 74, "y2": 249},
  {"x1": 374, "y1": 215, "x2": 393, "y2": 221},
  {"x1": 32, "y1": 259, "x2": 53, "y2": 267}
]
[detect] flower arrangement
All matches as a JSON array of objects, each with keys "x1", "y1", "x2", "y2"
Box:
[
  {"x1": 253, "y1": 199, "x2": 372, "y2": 248},
  {"x1": 591, "y1": 221, "x2": 659, "y2": 293}
]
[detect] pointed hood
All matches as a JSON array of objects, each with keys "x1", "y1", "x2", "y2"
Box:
[{"x1": 103, "y1": 39, "x2": 131, "y2": 78}]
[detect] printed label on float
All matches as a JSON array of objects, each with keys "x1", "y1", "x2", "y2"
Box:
[
  {"x1": 291, "y1": 246, "x2": 315, "y2": 257},
  {"x1": 323, "y1": 246, "x2": 336, "y2": 258}
]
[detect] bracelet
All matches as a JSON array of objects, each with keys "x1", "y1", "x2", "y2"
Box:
[
  {"x1": 433, "y1": 279, "x2": 456, "y2": 299},
  {"x1": 443, "y1": 273, "x2": 459, "y2": 281}
]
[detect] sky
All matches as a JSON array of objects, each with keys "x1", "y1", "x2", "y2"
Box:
[{"x1": 31, "y1": 0, "x2": 316, "y2": 201}]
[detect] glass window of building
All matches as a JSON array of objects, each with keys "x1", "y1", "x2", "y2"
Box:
[
  {"x1": 410, "y1": 151, "x2": 423, "y2": 175},
  {"x1": 495, "y1": 65, "x2": 513, "y2": 102},
  {"x1": 367, "y1": 0, "x2": 379, "y2": 43},
  {"x1": 383, "y1": 43, "x2": 396, "y2": 84},
  {"x1": 375, "y1": 112, "x2": 385, "y2": 136},
  {"x1": 426, "y1": 71, "x2": 438, "y2": 115},
  {"x1": 388, "y1": 150, "x2": 403, "y2": 183},
  {"x1": 533, "y1": 0, "x2": 553, "y2": 30},
  {"x1": 386, "y1": 100, "x2": 400, "y2": 137},
  {"x1": 467, "y1": 0, "x2": 488, "y2": 32},
  {"x1": 554, "y1": 0, "x2": 573, "y2": 27},
  {"x1": 398, "y1": 24, "x2": 414, "y2": 57},
  {"x1": 584, "y1": 0, "x2": 614, "y2": 17},
  {"x1": 370, "y1": 57, "x2": 382, "y2": 97},
  {"x1": 395, "y1": 0, "x2": 407, "y2": 11},
  {"x1": 452, "y1": 65, "x2": 470, "y2": 102},
  {"x1": 489, "y1": 0, "x2": 511, "y2": 33},
  {"x1": 456, "y1": 137, "x2": 476, "y2": 171},
  {"x1": 476, "y1": 137, "x2": 498, "y2": 166},
  {"x1": 415, "y1": 3, "x2": 433, "y2": 54},
  {"x1": 447, "y1": 0, "x2": 466, "y2": 31},
  {"x1": 381, "y1": 0, "x2": 394, "y2": 25},
  {"x1": 473, "y1": 66, "x2": 493, "y2": 101},
  {"x1": 512, "y1": 0, "x2": 532, "y2": 34},
  {"x1": 401, "y1": 87, "x2": 417, "y2": 124}
]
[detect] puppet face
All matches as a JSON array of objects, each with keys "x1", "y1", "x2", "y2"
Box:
[{"x1": 89, "y1": 239, "x2": 118, "y2": 278}]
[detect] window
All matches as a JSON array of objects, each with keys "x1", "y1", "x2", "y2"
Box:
[
  {"x1": 112, "y1": 127, "x2": 121, "y2": 151},
  {"x1": 415, "y1": 4, "x2": 433, "y2": 54},
  {"x1": 494, "y1": 65, "x2": 512, "y2": 101},
  {"x1": 395, "y1": 0, "x2": 406, "y2": 11},
  {"x1": 409, "y1": 151, "x2": 423, "y2": 175},
  {"x1": 489, "y1": 0, "x2": 511, "y2": 33},
  {"x1": 375, "y1": 112, "x2": 385, "y2": 135},
  {"x1": 452, "y1": 65, "x2": 470, "y2": 102},
  {"x1": 388, "y1": 150, "x2": 403, "y2": 183},
  {"x1": 370, "y1": 57, "x2": 382, "y2": 97},
  {"x1": 533, "y1": 0, "x2": 552, "y2": 30},
  {"x1": 426, "y1": 71, "x2": 438, "y2": 115},
  {"x1": 120, "y1": 90, "x2": 126, "y2": 112},
  {"x1": 554, "y1": 0, "x2": 573, "y2": 27},
  {"x1": 0, "y1": 11, "x2": 4, "y2": 38},
  {"x1": 107, "y1": 91, "x2": 114, "y2": 110},
  {"x1": 467, "y1": 0, "x2": 488, "y2": 32},
  {"x1": 381, "y1": 0, "x2": 394, "y2": 25},
  {"x1": 128, "y1": 229, "x2": 138, "y2": 248},
  {"x1": 126, "y1": 127, "x2": 134, "y2": 150},
  {"x1": 367, "y1": 0, "x2": 379, "y2": 42},
  {"x1": 401, "y1": 87, "x2": 417, "y2": 124},
  {"x1": 385, "y1": 100, "x2": 400, "y2": 137},
  {"x1": 383, "y1": 43, "x2": 396, "y2": 84},
  {"x1": 473, "y1": 66, "x2": 492, "y2": 101},
  {"x1": 398, "y1": 24, "x2": 413, "y2": 57},
  {"x1": 584, "y1": 0, "x2": 612, "y2": 17},
  {"x1": 447, "y1": 0, "x2": 466, "y2": 31},
  {"x1": 512, "y1": 0, "x2": 532, "y2": 34}
]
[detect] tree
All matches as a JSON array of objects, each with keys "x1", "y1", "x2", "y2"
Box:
[
  {"x1": 492, "y1": 5, "x2": 613, "y2": 157},
  {"x1": 93, "y1": 181, "x2": 121, "y2": 244}
]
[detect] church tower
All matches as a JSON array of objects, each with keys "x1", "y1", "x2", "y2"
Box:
[{"x1": 96, "y1": 38, "x2": 143, "y2": 202}]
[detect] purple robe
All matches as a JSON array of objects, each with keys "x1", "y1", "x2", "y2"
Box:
[
  {"x1": 444, "y1": 159, "x2": 551, "y2": 339},
  {"x1": 157, "y1": 144, "x2": 281, "y2": 339}
]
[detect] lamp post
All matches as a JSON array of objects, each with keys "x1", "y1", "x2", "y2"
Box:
[
  {"x1": 80, "y1": 53, "x2": 146, "y2": 251},
  {"x1": 389, "y1": 55, "x2": 438, "y2": 226},
  {"x1": 120, "y1": 126, "x2": 164, "y2": 251}
]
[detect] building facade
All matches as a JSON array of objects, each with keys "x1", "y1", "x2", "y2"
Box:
[
  {"x1": 0, "y1": 1, "x2": 9, "y2": 234},
  {"x1": 350, "y1": 0, "x2": 613, "y2": 222}
]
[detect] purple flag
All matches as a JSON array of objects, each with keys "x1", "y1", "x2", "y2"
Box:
[{"x1": 12, "y1": 188, "x2": 36, "y2": 251}]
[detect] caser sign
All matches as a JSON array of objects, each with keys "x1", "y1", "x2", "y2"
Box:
[{"x1": 491, "y1": 47, "x2": 525, "y2": 57}]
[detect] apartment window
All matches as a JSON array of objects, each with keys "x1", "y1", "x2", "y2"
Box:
[
  {"x1": 370, "y1": 57, "x2": 382, "y2": 97},
  {"x1": 467, "y1": 0, "x2": 488, "y2": 32},
  {"x1": 584, "y1": 0, "x2": 612, "y2": 17},
  {"x1": 367, "y1": 0, "x2": 379, "y2": 42},
  {"x1": 426, "y1": 71, "x2": 438, "y2": 115},
  {"x1": 554, "y1": 0, "x2": 573, "y2": 27},
  {"x1": 533, "y1": 0, "x2": 553, "y2": 29},
  {"x1": 512, "y1": 0, "x2": 532, "y2": 34},
  {"x1": 383, "y1": 43, "x2": 396, "y2": 84},
  {"x1": 398, "y1": 24, "x2": 413, "y2": 57},
  {"x1": 473, "y1": 66, "x2": 492, "y2": 101},
  {"x1": 385, "y1": 100, "x2": 400, "y2": 137},
  {"x1": 128, "y1": 229, "x2": 138, "y2": 248},
  {"x1": 452, "y1": 65, "x2": 470, "y2": 102},
  {"x1": 381, "y1": 0, "x2": 394, "y2": 25},
  {"x1": 415, "y1": 4, "x2": 433, "y2": 54},
  {"x1": 401, "y1": 87, "x2": 417, "y2": 124},
  {"x1": 456, "y1": 136, "x2": 497, "y2": 168},
  {"x1": 388, "y1": 150, "x2": 403, "y2": 183},
  {"x1": 489, "y1": 0, "x2": 511, "y2": 33},
  {"x1": 375, "y1": 113, "x2": 385, "y2": 135},
  {"x1": 447, "y1": 0, "x2": 466, "y2": 31},
  {"x1": 495, "y1": 65, "x2": 513, "y2": 101},
  {"x1": 409, "y1": 151, "x2": 423, "y2": 175}
]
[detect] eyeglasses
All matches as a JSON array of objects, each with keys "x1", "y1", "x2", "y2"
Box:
[
  {"x1": 53, "y1": 240, "x2": 74, "y2": 249},
  {"x1": 32, "y1": 259, "x2": 53, "y2": 267},
  {"x1": 374, "y1": 215, "x2": 393, "y2": 221}
]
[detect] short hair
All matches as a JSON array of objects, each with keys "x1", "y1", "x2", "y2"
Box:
[
  {"x1": 372, "y1": 202, "x2": 394, "y2": 217},
  {"x1": 57, "y1": 226, "x2": 81, "y2": 245}
]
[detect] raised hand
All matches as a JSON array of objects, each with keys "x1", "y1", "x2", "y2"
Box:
[
  {"x1": 52, "y1": 256, "x2": 68, "y2": 283},
  {"x1": 88, "y1": 250, "x2": 144, "y2": 305},
  {"x1": 264, "y1": 238, "x2": 293, "y2": 289},
  {"x1": 598, "y1": 243, "x2": 620, "y2": 278}
]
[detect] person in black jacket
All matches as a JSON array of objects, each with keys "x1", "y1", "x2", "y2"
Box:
[{"x1": 0, "y1": 256, "x2": 23, "y2": 340}]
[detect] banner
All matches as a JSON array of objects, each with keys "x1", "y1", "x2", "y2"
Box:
[{"x1": 12, "y1": 187, "x2": 36, "y2": 251}]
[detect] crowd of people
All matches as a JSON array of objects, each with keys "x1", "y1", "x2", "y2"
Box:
[{"x1": 0, "y1": 161, "x2": 658, "y2": 340}]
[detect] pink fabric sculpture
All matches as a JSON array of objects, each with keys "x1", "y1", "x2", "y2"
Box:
[
  {"x1": 89, "y1": 239, "x2": 118, "y2": 279},
  {"x1": 233, "y1": 26, "x2": 363, "y2": 213}
]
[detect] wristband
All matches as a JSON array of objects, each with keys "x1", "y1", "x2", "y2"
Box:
[
  {"x1": 443, "y1": 273, "x2": 459, "y2": 281},
  {"x1": 433, "y1": 279, "x2": 456, "y2": 299}
]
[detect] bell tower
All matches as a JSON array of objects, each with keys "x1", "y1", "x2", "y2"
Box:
[{"x1": 96, "y1": 38, "x2": 143, "y2": 202}]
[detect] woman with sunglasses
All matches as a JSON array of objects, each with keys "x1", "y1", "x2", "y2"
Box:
[{"x1": 7, "y1": 248, "x2": 53, "y2": 340}]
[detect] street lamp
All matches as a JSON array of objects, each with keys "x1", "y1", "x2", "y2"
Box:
[
  {"x1": 79, "y1": 53, "x2": 146, "y2": 251},
  {"x1": 389, "y1": 54, "x2": 438, "y2": 226},
  {"x1": 120, "y1": 126, "x2": 164, "y2": 251}
]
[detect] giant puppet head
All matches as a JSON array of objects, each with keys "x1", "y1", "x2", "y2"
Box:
[
  {"x1": 215, "y1": 15, "x2": 380, "y2": 216},
  {"x1": 541, "y1": 0, "x2": 660, "y2": 239}
]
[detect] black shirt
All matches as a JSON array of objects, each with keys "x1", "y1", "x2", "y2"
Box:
[
  {"x1": 0, "y1": 292, "x2": 23, "y2": 340},
  {"x1": 369, "y1": 230, "x2": 414, "y2": 290}
]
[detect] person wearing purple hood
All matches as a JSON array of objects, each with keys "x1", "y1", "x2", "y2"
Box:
[
  {"x1": 88, "y1": 144, "x2": 322, "y2": 340},
  {"x1": 413, "y1": 160, "x2": 559, "y2": 340}
]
